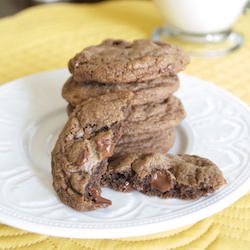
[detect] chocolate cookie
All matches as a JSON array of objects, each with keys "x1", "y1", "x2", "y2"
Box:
[
  {"x1": 103, "y1": 153, "x2": 226, "y2": 200},
  {"x1": 118, "y1": 129, "x2": 173, "y2": 144},
  {"x1": 62, "y1": 75, "x2": 180, "y2": 108},
  {"x1": 114, "y1": 129, "x2": 175, "y2": 157},
  {"x1": 51, "y1": 91, "x2": 133, "y2": 211},
  {"x1": 68, "y1": 39, "x2": 189, "y2": 84},
  {"x1": 122, "y1": 96, "x2": 185, "y2": 135},
  {"x1": 126, "y1": 96, "x2": 183, "y2": 122}
]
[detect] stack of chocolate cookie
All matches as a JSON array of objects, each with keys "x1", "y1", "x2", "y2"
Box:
[
  {"x1": 62, "y1": 39, "x2": 189, "y2": 157},
  {"x1": 52, "y1": 39, "x2": 227, "y2": 212}
]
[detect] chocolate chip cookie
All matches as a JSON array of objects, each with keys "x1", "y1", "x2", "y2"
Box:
[
  {"x1": 122, "y1": 96, "x2": 185, "y2": 135},
  {"x1": 51, "y1": 91, "x2": 133, "y2": 211},
  {"x1": 103, "y1": 153, "x2": 226, "y2": 199},
  {"x1": 114, "y1": 129, "x2": 175, "y2": 157},
  {"x1": 62, "y1": 75, "x2": 180, "y2": 108},
  {"x1": 68, "y1": 39, "x2": 189, "y2": 84}
]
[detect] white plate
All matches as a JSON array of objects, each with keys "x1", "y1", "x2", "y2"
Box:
[{"x1": 0, "y1": 69, "x2": 249, "y2": 239}]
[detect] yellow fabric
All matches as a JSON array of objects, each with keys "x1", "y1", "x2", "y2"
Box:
[{"x1": 0, "y1": 1, "x2": 250, "y2": 249}]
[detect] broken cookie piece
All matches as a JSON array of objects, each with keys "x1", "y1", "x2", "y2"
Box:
[
  {"x1": 51, "y1": 91, "x2": 133, "y2": 211},
  {"x1": 103, "y1": 153, "x2": 226, "y2": 200}
]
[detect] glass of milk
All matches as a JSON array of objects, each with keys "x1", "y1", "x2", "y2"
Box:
[{"x1": 152, "y1": 0, "x2": 248, "y2": 57}]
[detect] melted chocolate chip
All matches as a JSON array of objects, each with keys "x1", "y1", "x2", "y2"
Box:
[
  {"x1": 91, "y1": 188, "x2": 112, "y2": 206},
  {"x1": 151, "y1": 171, "x2": 174, "y2": 193},
  {"x1": 94, "y1": 196, "x2": 112, "y2": 206}
]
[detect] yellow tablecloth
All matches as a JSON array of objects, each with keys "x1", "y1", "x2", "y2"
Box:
[{"x1": 0, "y1": 1, "x2": 250, "y2": 249}]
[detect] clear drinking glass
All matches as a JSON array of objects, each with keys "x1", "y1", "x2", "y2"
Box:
[{"x1": 152, "y1": 0, "x2": 249, "y2": 57}]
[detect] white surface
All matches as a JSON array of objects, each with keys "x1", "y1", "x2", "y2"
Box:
[
  {"x1": 154, "y1": 0, "x2": 248, "y2": 34},
  {"x1": 0, "y1": 69, "x2": 249, "y2": 239}
]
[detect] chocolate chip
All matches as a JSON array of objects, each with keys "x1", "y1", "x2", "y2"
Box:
[
  {"x1": 91, "y1": 188, "x2": 112, "y2": 206},
  {"x1": 94, "y1": 196, "x2": 112, "y2": 206},
  {"x1": 151, "y1": 171, "x2": 174, "y2": 192}
]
